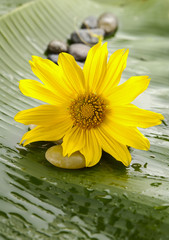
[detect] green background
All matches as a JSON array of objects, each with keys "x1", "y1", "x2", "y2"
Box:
[{"x1": 0, "y1": 0, "x2": 169, "y2": 239}]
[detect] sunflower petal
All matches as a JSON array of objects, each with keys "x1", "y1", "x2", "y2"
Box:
[
  {"x1": 107, "y1": 76, "x2": 150, "y2": 105},
  {"x1": 83, "y1": 42, "x2": 100, "y2": 90},
  {"x1": 14, "y1": 104, "x2": 70, "y2": 126},
  {"x1": 80, "y1": 129, "x2": 102, "y2": 167},
  {"x1": 95, "y1": 127, "x2": 131, "y2": 166},
  {"x1": 111, "y1": 104, "x2": 164, "y2": 128},
  {"x1": 83, "y1": 42, "x2": 108, "y2": 92},
  {"x1": 30, "y1": 56, "x2": 72, "y2": 97},
  {"x1": 101, "y1": 119, "x2": 150, "y2": 150},
  {"x1": 62, "y1": 127, "x2": 85, "y2": 157},
  {"x1": 21, "y1": 120, "x2": 72, "y2": 146},
  {"x1": 19, "y1": 79, "x2": 64, "y2": 105},
  {"x1": 58, "y1": 53, "x2": 85, "y2": 94},
  {"x1": 99, "y1": 49, "x2": 129, "y2": 95}
]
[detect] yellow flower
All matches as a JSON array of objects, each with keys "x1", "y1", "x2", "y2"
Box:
[{"x1": 14, "y1": 42, "x2": 164, "y2": 167}]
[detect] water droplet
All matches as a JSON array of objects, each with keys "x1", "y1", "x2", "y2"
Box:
[
  {"x1": 104, "y1": 189, "x2": 110, "y2": 194},
  {"x1": 102, "y1": 194, "x2": 112, "y2": 200},
  {"x1": 150, "y1": 182, "x2": 162, "y2": 187},
  {"x1": 122, "y1": 192, "x2": 128, "y2": 199},
  {"x1": 86, "y1": 188, "x2": 94, "y2": 192},
  {"x1": 131, "y1": 163, "x2": 142, "y2": 171},
  {"x1": 143, "y1": 162, "x2": 148, "y2": 168},
  {"x1": 40, "y1": 177, "x2": 47, "y2": 181},
  {"x1": 154, "y1": 204, "x2": 169, "y2": 210}
]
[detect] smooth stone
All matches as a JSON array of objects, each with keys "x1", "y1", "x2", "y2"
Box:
[
  {"x1": 53, "y1": 139, "x2": 63, "y2": 145},
  {"x1": 45, "y1": 145, "x2": 86, "y2": 169},
  {"x1": 47, "y1": 54, "x2": 59, "y2": 64},
  {"x1": 29, "y1": 124, "x2": 36, "y2": 130},
  {"x1": 70, "y1": 28, "x2": 105, "y2": 45},
  {"x1": 47, "y1": 40, "x2": 68, "y2": 54},
  {"x1": 81, "y1": 16, "x2": 98, "y2": 29},
  {"x1": 68, "y1": 44, "x2": 90, "y2": 61},
  {"x1": 98, "y1": 12, "x2": 118, "y2": 36},
  {"x1": 76, "y1": 61, "x2": 84, "y2": 69}
]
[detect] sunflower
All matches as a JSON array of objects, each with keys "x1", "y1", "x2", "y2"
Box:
[{"x1": 14, "y1": 42, "x2": 164, "y2": 167}]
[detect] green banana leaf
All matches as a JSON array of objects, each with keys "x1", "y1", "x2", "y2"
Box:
[
  {"x1": 0, "y1": 0, "x2": 169, "y2": 239},
  {"x1": 0, "y1": 0, "x2": 35, "y2": 16}
]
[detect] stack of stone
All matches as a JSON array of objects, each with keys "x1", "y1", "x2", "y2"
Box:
[{"x1": 46, "y1": 12, "x2": 118, "y2": 64}]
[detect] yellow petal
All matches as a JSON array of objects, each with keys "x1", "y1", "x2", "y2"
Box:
[
  {"x1": 21, "y1": 120, "x2": 72, "y2": 146},
  {"x1": 14, "y1": 104, "x2": 70, "y2": 126},
  {"x1": 99, "y1": 49, "x2": 129, "y2": 95},
  {"x1": 111, "y1": 104, "x2": 164, "y2": 128},
  {"x1": 19, "y1": 79, "x2": 64, "y2": 104},
  {"x1": 58, "y1": 53, "x2": 85, "y2": 94},
  {"x1": 80, "y1": 129, "x2": 102, "y2": 167},
  {"x1": 30, "y1": 56, "x2": 72, "y2": 98},
  {"x1": 107, "y1": 76, "x2": 150, "y2": 105},
  {"x1": 83, "y1": 42, "x2": 100, "y2": 90},
  {"x1": 95, "y1": 127, "x2": 131, "y2": 166},
  {"x1": 101, "y1": 119, "x2": 150, "y2": 150},
  {"x1": 83, "y1": 42, "x2": 108, "y2": 92},
  {"x1": 62, "y1": 126, "x2": 85, "y2": 157}
]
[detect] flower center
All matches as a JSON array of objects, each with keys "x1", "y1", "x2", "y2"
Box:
[{"x1": 69, "y1": 93, "x2": 106, "y2": 129}]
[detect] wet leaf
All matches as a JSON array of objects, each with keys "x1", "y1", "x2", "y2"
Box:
[{"x1": 0, "y1": 0, "x2": 169, "y2": 239}]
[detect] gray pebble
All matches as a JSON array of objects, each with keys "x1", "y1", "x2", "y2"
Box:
[
  {"x1": 48, "y1": 54, "x2": 59, "y2": 64},
  {"x1": 98, "y1": 12, "x2": 118, "y2": 36},
  {"x1": 28, "y1": 124, "x2": 36, "y2": 130},
  {"x1": 47, "y1": 40, "x2": 68, "y2": 54},
  {"x1": 53, "y1": 139, "x2": 63, "y2": 145},
  {"x1": 81, "y1": 16, "x2": 98, "y2": 29},
  {"x1": 68, "y1": 44, "x2": 90, "y2": 62},
  {"x1": 76, "y1": 61, "x2": 84, "y2": 69},
  {"x1": 70, "y1": 28, "x2": 105, "y2": 45}
]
